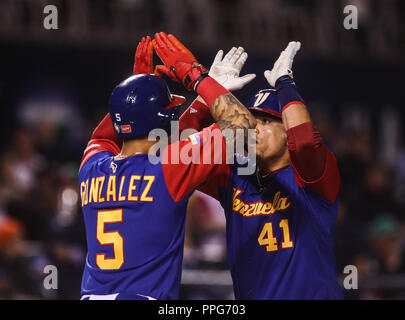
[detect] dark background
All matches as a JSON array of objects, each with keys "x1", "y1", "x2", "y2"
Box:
[{"x1": 0, "y1": 0, "x2": 404, "y2": 299}]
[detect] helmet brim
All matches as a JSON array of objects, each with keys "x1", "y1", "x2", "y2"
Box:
[
  {"x1": 166, "y1": 94, "x2": 187, "y2": 109},
  {"x1": 248, "y1": 107, "x2": 281, "y2": 119}
]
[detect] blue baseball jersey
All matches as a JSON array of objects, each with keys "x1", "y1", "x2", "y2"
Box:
[
  {"x1": 78, "y1": 116, "x2": 227, "y2": 300},
  {"x1": 79, "y1": 152, "x2": 190, "y2": 299},
  {"x1": 199, "y1": 153, "x2": 343, "y2": 299},
  {"x1": 180, "y1": 96, "x2": 343, "y2": 299}
]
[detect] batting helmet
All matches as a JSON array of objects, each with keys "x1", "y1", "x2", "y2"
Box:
[
  {"x1": 109, "y1": 74, "x2": 186, "y2": 138},
  {"x1": 246, "y1": 89, "x2": 281, "y2": 119}
]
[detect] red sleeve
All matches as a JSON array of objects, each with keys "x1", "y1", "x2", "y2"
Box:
[
  {"x1": 196, "y1": 169, "x2": 230, "y2": 201},
  {"x1": 287, "y1": 122, "x2": 340, "y2": 203},
  {"x1": 161, "y1": 123, "x2": 230, "y2": 202},
  {"x1": 179, "y1": 99, "x2": 213, "y2": 135},
  {"x1": 79, "y1": 114, "x2": 122, "y2": 170}
]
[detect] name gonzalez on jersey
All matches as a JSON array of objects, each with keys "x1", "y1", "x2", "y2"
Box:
[{"x1": 80, "y1": 171, "x2": 155, "y2": 206}]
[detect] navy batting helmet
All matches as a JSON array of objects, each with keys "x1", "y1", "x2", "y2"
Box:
[
  {"x1": 246, "y1": 89, "x2": 281, "y2": 119},
  {"x1": 109, "y1": 74, "x2": 186, "y2": 138}
]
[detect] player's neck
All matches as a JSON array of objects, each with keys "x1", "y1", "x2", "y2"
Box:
[
  {"x1": 257, "y1": 150, "x2": 290, "y2": 176},
  {"x1": 116, "y1": 137, "x2": 156, "y2": 159}
]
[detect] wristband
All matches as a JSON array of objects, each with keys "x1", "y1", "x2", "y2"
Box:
[
  {"x1": 192, "y1": 73, "x2": 209, "y2": 91},
  {"x1": 275, "y1": 75, "x2": 305, "y2": 112},
  {"x1": 196, "y1": 76, "x2": 230, "y2": 107}
]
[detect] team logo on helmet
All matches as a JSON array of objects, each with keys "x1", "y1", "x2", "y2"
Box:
[
  {"x1": 247, "y1": 89, "x2": 281, "y2": 118},
  {"x1": 253, "y1": 91, "x2": 272, "y2": 107}
]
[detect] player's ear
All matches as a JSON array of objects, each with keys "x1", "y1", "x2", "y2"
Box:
[{"x1": 282, "y1": 130, "x2": 287, "y2": 146}]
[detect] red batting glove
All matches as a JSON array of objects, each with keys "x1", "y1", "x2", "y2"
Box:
[
  {"x1": 153, "y1": 32, "x2": 208, "y2": 91},
  {"x1": 153, "y1": 34, "x2": 198, "y2": 80},
  {"x1": 133, "y1": 36, "x2": 154, "y2": 75},
  {"x1": 153, "y1": 64, "x2": 178, "y2": 82}
]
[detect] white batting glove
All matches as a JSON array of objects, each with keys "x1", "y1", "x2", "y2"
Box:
[
  {"x1": 264, "y1": 41, "x2": 301, "y2": 87},
  {"x1": 208, "y1": 47, "x2": 256, "y2": 91}
]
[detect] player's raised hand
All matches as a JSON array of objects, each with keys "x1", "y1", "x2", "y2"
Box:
[
  {"x1": 153, "y1": 34, "x2": 196, "y2": 81},
  {"x1": 208, "y1": 47, "x2": 256, "y2": 91},
  {"x1": 133, "y1": 36, "x2": 154, "y2": 75},
  {"x1": 153, "y1": 32, "x2": 208, "y2": 91},
  {"x1": 264, "y1": 41, "x2": 301, "y2": 87}
]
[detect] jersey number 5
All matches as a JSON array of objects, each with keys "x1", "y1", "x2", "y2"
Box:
[
  {"x1": 96, "y1": 209, "x2": 124, "y2": 270},
  {"x1": 257, "y1": 219, "x2": 294, "y2": 252}
]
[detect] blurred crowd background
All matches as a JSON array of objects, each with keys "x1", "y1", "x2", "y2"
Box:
[{"x1": 0, "y1": 0, "x2": 404, "y2": 299}]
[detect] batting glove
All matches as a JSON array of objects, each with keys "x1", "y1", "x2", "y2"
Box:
[
  {"x1": 133, "y1": 36, "x2": 154, "y2": 75},
  {"x1": 153, "y1": 32, "x2": 208, "y2": 91},
  {"x1": 208, "y1": 47, "x2": 256, "y2": 91},
  {"x1": 264, "y1": 41, "x2": 301, "y2": 87},
  {"x1": 153, "y1": 34, "x2": 196, "y2": 82}
]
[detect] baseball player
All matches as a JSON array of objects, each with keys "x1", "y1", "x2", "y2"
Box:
[
  {"x1": 179, "y1": 42, "x2": 343, "y2": 299},
  {"x1": 78, "y1": 34, "x2": 256, "y2": 300}
]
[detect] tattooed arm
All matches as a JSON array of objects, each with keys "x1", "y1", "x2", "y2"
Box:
[
  {"x1": 211, "y1": 94, "x2": 256, "y2": 132},
  {"x1": 152, "y1": 32, "x2": 256, "y2": 143},
  {"x1": 206, "y1": 90, "x2": 256, "y2": 171},
  {"x1": 211, "y1": 94, "x2": 256, "y2": 156},
  {"x1": 193, "y1": 80, "x2": 256, "y2": 156}
]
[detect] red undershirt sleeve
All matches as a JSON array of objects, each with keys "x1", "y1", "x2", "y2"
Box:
[
  {"x1": 161, "y1": 123, "x2": 230, "y2": 202},
  {"x1": 287, "y1": 121, "x2": 340, "y2": 203},
  {"x1": 196, "y1": 169, "x2": 230, "y2": 201},
  {"x1": 179, "y1": 99, "x2": 213, "y2": 135},
  {"x1": 79, "y1": 114, "x2": 122, "y2": 170}
]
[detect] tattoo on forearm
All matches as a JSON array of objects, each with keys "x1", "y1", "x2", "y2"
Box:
[
  {"x1": 211, "y1": 94, "x2": 256, "y2": 132},
  {"x1": 211, "y1": 94, "x2": 257, "y2": 154}
]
